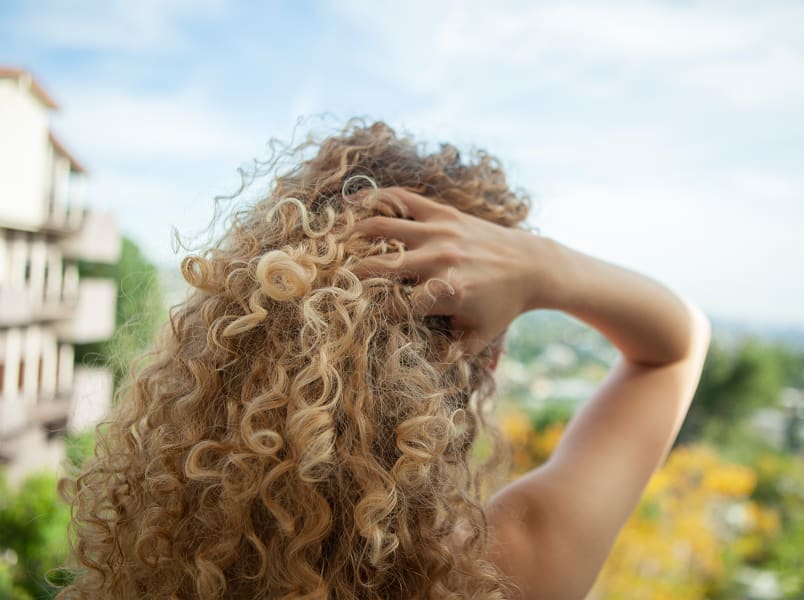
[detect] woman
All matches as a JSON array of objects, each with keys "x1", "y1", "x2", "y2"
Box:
[{"x1": 56, "y1": 120, "x2": 711, "y2": 599}]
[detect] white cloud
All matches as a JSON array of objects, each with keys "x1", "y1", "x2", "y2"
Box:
[
  {"x1": 678, "y1": 47, "x2": 804, "y2": 110},
  {"x1": 17, "y1": 0, "x2": 226, "y2": 53},
  {"x1": 537, "y1": 172, "x2": 804, "y2": 325},
  {"x1": 333, "y1": 0, "x2": 804, "y2": 110},
  {"x1": 54, "y1": 85, "x2": 259, "y2": 164}
]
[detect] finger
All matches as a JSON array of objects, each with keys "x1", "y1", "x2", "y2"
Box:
[
  {"x1": 350, "y1": 253, "x2": 403, "y2": 280},
  {"x1": 350, "y1": 249, "x2": 434, "y2": 281},
  {"x1": 351, "y1": 215, "x2": 431, "y2": 249},
  {"x1": 406, "y1": 277, "x2": 460, "y2": 318},
  {"x1": 351, "y1": 187, "x2": 450, "y2": 222},
  {"x1": 387, "y1": 187, "x2": 452, "y2": 222}
]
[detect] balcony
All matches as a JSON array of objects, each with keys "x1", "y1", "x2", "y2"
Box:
[
  {"x1": 0, "y1": 249, "x2": 80, "y2": 327},
  {"x1": 61, "y1": 210, "x2": 121, "y2": 264},
  {"x1": 42, "y1": 132, "x2": 87, "y2": 235},
  {"x1": 55, "y1": 277, "x2": 117, "y2": 344},
  {"x1": 33, "y1": 389, "x2": 73, "y2": 427}
]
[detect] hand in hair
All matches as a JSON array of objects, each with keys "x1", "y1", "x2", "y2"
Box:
[
  {"x1": 353, "y1": 185, "x2": 712, "y2": 599},
  {"x1": 349, "y1": 187, "x2": 557, "y2": 355}
]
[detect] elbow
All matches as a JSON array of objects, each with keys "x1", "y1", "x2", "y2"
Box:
[
  {"x1": 629, "y1": 301, "x2": 711, "y2": 368},
  {"x1": 687, "y1": 303, "x2": 712, "y2": 358},
  {"x1": 669, "y1": 300, "x2": 712, "y2": 365}
]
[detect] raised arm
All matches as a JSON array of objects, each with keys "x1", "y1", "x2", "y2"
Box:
[
  {"x1": 484, "y1": 236, "x2": 711, "y2": 600},
  {"x1": 350, "y1": 188, "x2": 712, "y2": 599}
]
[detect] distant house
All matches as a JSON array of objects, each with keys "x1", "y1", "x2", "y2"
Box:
[{"x1": 0, "y1": 68, "x2": 120, "y2": 485}]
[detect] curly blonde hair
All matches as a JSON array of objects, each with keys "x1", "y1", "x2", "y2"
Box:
[{"x1": 55, "y1": 120, "x2": 532, "y2": 599}]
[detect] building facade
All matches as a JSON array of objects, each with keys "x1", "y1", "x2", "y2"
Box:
[{"x1": 0, "y1": 68, "x2": 120, "y2": 485}]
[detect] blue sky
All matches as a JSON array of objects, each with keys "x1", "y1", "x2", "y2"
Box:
[{"x1": 2, "y1": 0, "x2": 803, "y2": 327}]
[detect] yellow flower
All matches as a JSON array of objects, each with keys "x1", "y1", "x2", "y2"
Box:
[
  {"x1": 499, "y1": 411, "x2": 531, "y2": 446},
  {"x1": 529, "y1": 423, "x2": 565, "y2": 462},
  {"x1": 703, "y1": 463, "x2": 757, "y2": 497}
]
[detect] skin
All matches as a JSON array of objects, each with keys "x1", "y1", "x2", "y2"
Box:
[{"x1": 351, "y1": 188, "x2": 712, "y2": 600}]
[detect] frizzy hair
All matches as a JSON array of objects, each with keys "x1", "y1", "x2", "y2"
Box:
[{"x1": 55, "y1": 119, "x2": 533, "y2": 599}]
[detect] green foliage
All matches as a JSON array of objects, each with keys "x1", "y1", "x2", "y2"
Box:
[
  {"x1": 74, "y1": 236, "x2": 165, "y2": 394},
  {"x1": 529, "y1": 399, "x2": 574, "y2": 432},
  {"x1": 0, "y1": 561, "x2": 35, "y2": 600},
  {"x1": 0, "y1": 471, "x2": 71, "y2": 599},
  {"x1": 677, "y1": 337, "x2": 784, "y2": 445},
  {"x1": 766, "y1": 343, "x2": 804, "y2": 389},
  {"x1": 64, "y1": 431, "x2": 96, "y2": 471},
  {"x1": 751, "y1": 449, "x2": 804, "y2": 597},
  {"x1": 767, "y1": 511, "x2": 804, "y2": 598}
]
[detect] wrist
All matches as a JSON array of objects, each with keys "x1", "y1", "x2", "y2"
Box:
[{"x1": 516, "y1": 232, "x2": 571, "y2": 313}]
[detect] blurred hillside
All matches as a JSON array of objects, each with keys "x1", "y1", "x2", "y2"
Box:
[{"x1": 710, "y1": 317, "x2": 804, "y2": 351}]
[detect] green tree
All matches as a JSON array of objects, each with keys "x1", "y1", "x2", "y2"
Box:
[
  {"x1": 766, "y1": 342, "x2": 804, "y2": 389},
  {"x1": 677, "y1": 337, "x2": 784, "y2": 446},
  {"x1": 0, "y1": 472, "x2": 71, "y2": 599}
]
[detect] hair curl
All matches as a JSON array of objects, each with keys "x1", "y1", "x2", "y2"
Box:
[{"x1": 55, "y1": 119, "x2": 532, "y2": 599}]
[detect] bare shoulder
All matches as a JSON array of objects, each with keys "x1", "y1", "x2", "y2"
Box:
[
  {"x1": 481, "y1": 468, "x2": 589, "y2": 600},
  {"x1": 446, "y1": 473, "x2": 576, "y2": 600}
]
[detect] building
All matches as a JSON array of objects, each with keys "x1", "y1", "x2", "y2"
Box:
[{"x1": 0, "y1": 68, "x2": 120, "y2": 486}]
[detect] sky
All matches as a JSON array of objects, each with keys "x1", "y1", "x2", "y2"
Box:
[{"x1": 1, "y1": 0, "x2": 803, "y2": 328}]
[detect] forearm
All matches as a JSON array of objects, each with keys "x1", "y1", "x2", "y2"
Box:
[{"x1": 523, "y1": 235, "x2": 702, "y2": 366}]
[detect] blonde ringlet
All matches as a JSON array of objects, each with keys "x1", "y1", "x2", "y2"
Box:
[
  {"x1": 255, "y1": 249, "x2": 316, "y2": 301},
  {"x1": 55, "y1": 119, "x2": 532, "y2": 599}
]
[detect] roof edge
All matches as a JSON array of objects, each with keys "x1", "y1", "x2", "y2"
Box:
[
  {"x1": 0, "y1": 67, "x2": 60, "y2": 110},
  {"x1": 49, "y1": 131, "x2": 88, "y2": 174}
]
